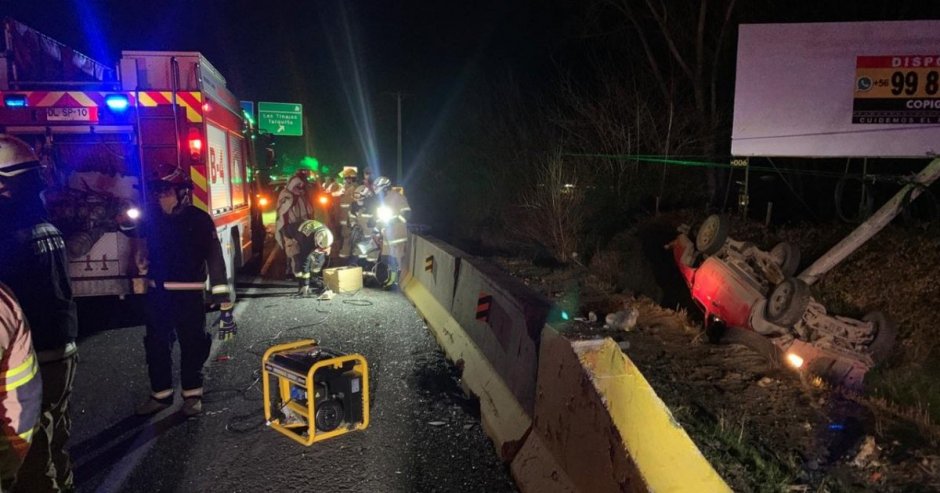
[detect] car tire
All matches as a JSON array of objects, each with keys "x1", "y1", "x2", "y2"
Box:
[
  {"x1": 765, "y1": 277, "x2": 810, "y2": 327},
  {"x1": 696, "y1": 214, "x2": 729, "y2": 255},
  {"x1": 863, "y1": 311, "x2": 897, "y2": 364},
  {"x1": 770, "y1": 242, "x2": 801, "y2": 277}
]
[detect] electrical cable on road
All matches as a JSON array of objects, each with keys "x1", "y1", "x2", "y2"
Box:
[
  {"x1": 204, "y1": 305, "x2": 336, "y2": 434},
  {"x1": 207, "y1": 284, "x2": 383, "y2": 434}
]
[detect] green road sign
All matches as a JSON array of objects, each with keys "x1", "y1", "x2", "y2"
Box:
[{"x1": 258, "y1": 102, "x2": 303, "y2": 136}]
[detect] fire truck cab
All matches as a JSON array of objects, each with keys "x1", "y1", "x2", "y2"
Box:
[{"x1": 0, "y1": 18, "x2": 256, "y2": 297}]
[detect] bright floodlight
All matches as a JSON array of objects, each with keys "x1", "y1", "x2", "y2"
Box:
[
  {"x1": 126, "y1": 207, "x2": 141, "y2": 220},
  {"x1": 377, "y1": 205, "x2": 393, "y2": 223}
]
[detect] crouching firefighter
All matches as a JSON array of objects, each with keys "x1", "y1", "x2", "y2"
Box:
[
  {"x1": 287, "y1": 219, "x2": 334, "y2": 296},
  {"x1": 135, "y1": 165, "x2": 237, "y2": 417}
]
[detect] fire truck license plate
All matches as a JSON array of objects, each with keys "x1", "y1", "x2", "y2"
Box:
[{"x1": 46, "y1": 107, "x2": 98, "y2": 122}]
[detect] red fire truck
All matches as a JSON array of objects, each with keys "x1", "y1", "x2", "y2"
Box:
[{"x1": 0, "y1": 18, "x2": 258, "y2": 297}]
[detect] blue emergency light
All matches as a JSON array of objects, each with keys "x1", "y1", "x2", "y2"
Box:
[
  {"x1": 3, "y1": 94, "x2": 27, "y2": 107},
  {"x1": 105, "y1": 94, "x2": 129, "y2": 111}
]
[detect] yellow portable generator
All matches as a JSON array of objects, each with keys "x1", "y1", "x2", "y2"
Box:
[{"x1": 262, "y1": 339, "x2": 369, "y2": 445}]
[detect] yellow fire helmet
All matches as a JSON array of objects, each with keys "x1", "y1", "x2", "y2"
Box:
[{"x1": 340, "y1": 166, "x2": 358, "y2": 179}]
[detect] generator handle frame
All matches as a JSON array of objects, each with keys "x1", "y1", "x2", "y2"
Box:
[{"x1": 262, "y1": 339, "x2": 370, "y2": 446}]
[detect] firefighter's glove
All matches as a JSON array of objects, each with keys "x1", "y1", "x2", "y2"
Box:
[{"x1": 217, "y1": 302, "x2": 237, "y2": 341}]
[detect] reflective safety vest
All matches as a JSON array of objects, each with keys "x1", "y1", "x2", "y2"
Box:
[{"x1": 0, "y1": 284, "x2": 41, "y2": 484}]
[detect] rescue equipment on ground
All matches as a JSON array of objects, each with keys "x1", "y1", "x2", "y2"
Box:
[
  {"x1": 323, "y1": 266, "x2": 363, "y2": 293},
  {"x1": 262, "y1": 340, "x2": 369, "y2": 446}
]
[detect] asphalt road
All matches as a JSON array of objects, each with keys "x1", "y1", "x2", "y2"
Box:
[{"x1": 69, "y1": 279, "x2": 516, "y2": 492}]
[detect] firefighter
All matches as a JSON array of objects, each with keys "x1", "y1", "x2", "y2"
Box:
[
  {"x1": 0, "y1": 134, "x2": 77, "y2": 493},
  {"x1": 275, "y1": 169, "x2": 314, "y2": 260},
  {"x1": 336, "y1": 167, "x2": 359, "y2": 261},
  {"x1": 286, "y1": 219, "x2": 334, "y2": 296},
  {"x1": 346, "y1": 184, "x2": 375, "y2": 264},
  {"x1": 362, "y1": 169, "x2": 375, "y2": 194},
  {"x1": 0, "y1": 284, "x2": 41, "y2": 490},
  {"x1": 135, "y1": 165, "x2": 236, "y2": 417},
  {"x1": 372, "y1": 176, "x2": 412, "y2": 269}
]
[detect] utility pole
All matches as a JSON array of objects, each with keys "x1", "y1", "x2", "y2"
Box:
[
  {"x1": 304, "y1": 114, "x2": 313, "y2": 157},
  {"x1": 395, "y1": 91, "x2": 402, "y2": 184},
  {"x1": 386, "y1": 91, "x2": 405, "y2": 184}
]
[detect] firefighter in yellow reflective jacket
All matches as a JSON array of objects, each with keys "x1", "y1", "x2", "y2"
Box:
[
  {"x1": 336, "y1": 167, "x2": 359, "y2": 261},
  {"x1": 372, "y1": 177, "x2": 411, "y2": 269},
  {"x1": 346, "y1": 184, "x2": 374, "y2": 263},
  {"x1": 286, "y1": 219, "x2": 334, "y2": 296},
  {"x1": 0, "y1": 284, "x2": 41, "y2": 490}
]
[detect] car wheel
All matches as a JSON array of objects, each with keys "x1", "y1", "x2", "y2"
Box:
[
  {"x1": 770, "y1": 242, "x2": 801, "y2": 277},
  {"x1": 765, "y1": 277, "x2": 810, "y2": 326},
  {"x1": 863, "y1": 311, "x2": 897, "y2": 364},
  {"x1": 696, "y1": 214, "x2": 729, "y2": 255}
]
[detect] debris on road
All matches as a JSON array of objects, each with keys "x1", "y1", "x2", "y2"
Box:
[{"x1": 604, "y1": 307, "x2": 638, "y2": 331}]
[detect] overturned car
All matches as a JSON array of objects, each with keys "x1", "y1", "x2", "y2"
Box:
[{"x1": 669, "y1": 215, "x2": 896, "y2": 389}]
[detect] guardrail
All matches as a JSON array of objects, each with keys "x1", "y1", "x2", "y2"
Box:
[{"x1": 401, "y1": 233, "x2": 730, "y2": 492}]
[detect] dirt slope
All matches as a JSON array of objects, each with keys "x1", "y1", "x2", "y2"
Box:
[{"x1": 492, "y1": 212, "x2": 940, "y2": 492}]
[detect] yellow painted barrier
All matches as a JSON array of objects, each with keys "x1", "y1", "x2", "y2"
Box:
[
  {"x1": 512, "y1": 327, "x2": 729, "y2": 492},
  {"x1": 404, "y1": 234, "x2": 728, "y2": 491},
  {"x1": 402, "y1": 276, "x2": 532, "y2": 460},
  {"x1": 574, "y1": 337, "x2": 728, "y2": 491}
]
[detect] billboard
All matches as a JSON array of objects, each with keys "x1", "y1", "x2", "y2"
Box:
[{"x1": 731, "y1": 21, "x2": 940, "y2": 158}]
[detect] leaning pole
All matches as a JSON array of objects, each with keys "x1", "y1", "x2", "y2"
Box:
[{"x1": 799, "y1": 158, "x2": 940, "y2": 285}]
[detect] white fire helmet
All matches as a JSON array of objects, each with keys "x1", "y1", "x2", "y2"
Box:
[
  {"x1": 0, "y1": 134, "x2": 40, "y2": 178},
  {"x1": 373, "y1": 176, "x2": 391, "y2": 194},
  {"x1": 315, "y1": 227, "x2": 334, "y2": 250}
]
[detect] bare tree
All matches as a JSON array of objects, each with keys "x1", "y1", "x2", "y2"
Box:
[
  {"x1": 582, "y1": 0, "x2": 739, "y2": 207},
  {"x1": 517, "y1": 152, "x2": 585, "y2": 263}
]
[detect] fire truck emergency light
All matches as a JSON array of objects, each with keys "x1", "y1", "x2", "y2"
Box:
[
  {"x1": 3, "y1": 94, "x2": 27, "y2": 107},
  {"x1": 105, "y1": 94, "x2": 129, "y2": 111},
  {"x1": 188, "y1": 128, "x2": 203, "y2": 161}
]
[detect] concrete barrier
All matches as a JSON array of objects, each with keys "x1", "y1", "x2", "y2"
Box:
[
  {"x1": 512, "y1": 327, "x2": 730, "y2": 493},
  {"x1": 404, "y1": 234, "x2": 728, "y2": 492},
  {"x1": 402, "y1": 276, "x2": 532, "y2": 460},
  {"x1": 451, "y1": 257, "x2": 550, "y2": 415},
  {"x1": 409, "y1": 235, "x2": 463, "y2": 311},
  {"x1": 398, "y1": 232, "x2": 415, "y2": 285}
]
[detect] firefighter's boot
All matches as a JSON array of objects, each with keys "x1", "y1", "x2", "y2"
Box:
[
  {"x1": 182, "y1": 397, "x2": 203, "y2": 417},
  {"x1": 136, "y1": 395, "x2": 173, "y2": 416},
  {"x1": 309, "y1": 277, "x2": 326, "y2": 296}
]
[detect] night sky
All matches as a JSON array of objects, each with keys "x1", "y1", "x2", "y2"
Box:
[
  {"x1": 1, "y1": 0, "x2": 559, "y2": 176},
  {"x1": 6, "y1": 1, "x2": 940, "y2": 184}
]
